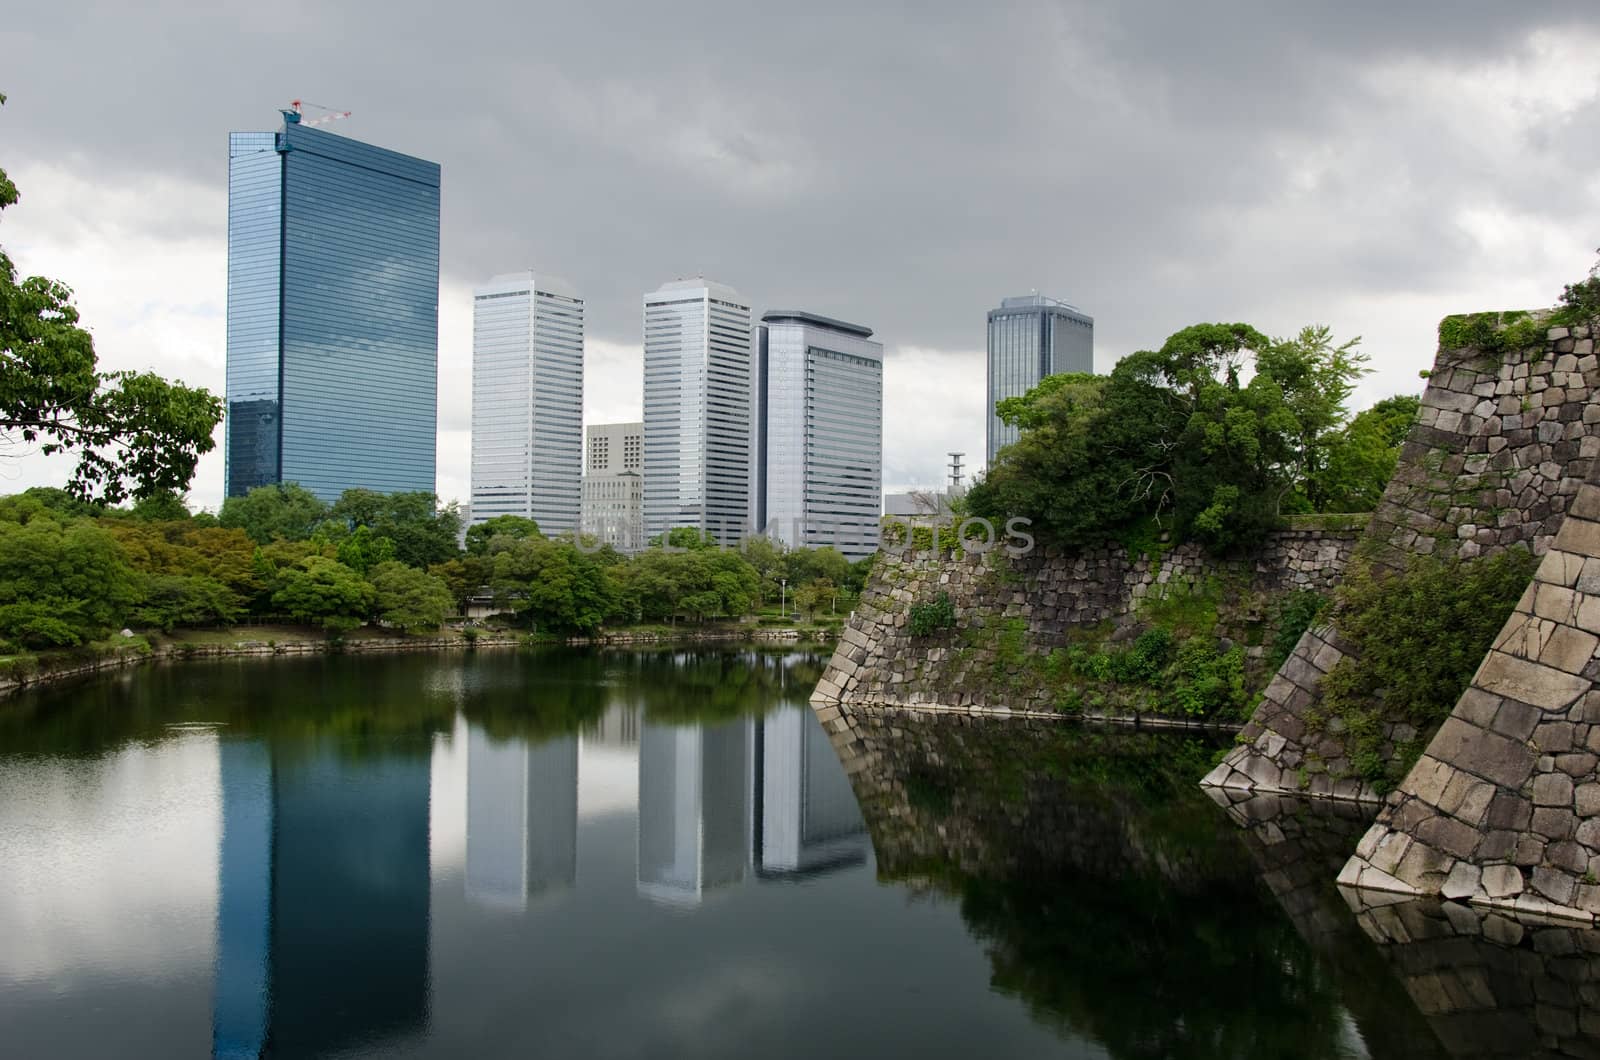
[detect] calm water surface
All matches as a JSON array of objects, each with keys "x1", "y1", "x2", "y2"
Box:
[{"x1": 0, "y1": 648, "x2": 1576, "y2": 1058}]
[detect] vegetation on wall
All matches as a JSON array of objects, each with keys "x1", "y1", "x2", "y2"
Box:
[
  {"x1": 909, "y1": 592, "x2": 957, "y2": 637},
  {"x1": 966, "y1": 322, "x2": 1415, "y2": 553},
  {"x1": 1309, "y1": 548, "x2": 1541, "y2": 791}
]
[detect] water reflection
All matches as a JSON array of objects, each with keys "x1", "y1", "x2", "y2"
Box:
[
  {"x1": 6, "y1": 650, "x2": 1597, "y2": 1059},
  {"x1": 1342, "y1": 891, "x2": 1600, "y2": 1059},
  {"x1": 213, "y1": 739, "x2": 431, "y2": 1058},
  {"x1": 466, "y1": 730, "x2": 578, "y2": 909}
]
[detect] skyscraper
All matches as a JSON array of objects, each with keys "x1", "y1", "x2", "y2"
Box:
[
  {"x1": 580, "y1": 421, "x2": 644, "y2": 552},
  {"x1": 985, "y1": 294, "x2": 1094, "y2": 465},
  {"x1": 642, "y1": 278, "x2": 752, "y2": 545},
  {"x1": 225, "y1": 110, "x2": 440, "y2": 503},
  {"x1": 470, "y1": 271, "x2": 585, "y2": 534},
  {"x1": 751, "y1": 311, "x2": 884, "y2": 560}
]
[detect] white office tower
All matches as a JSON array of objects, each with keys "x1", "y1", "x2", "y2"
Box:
[
  {"x1": 755, "y1": 705, "x2": 868, "y2": 878},
  {"x1": 470, "y1": 271, "x2": 585, "y2": 534},
  {"x1": 579, "y1": 422, "x2": 644, "y2": 552},
  {"x1": 751, "y1": 311, "x2": 884, "y2": 559},
  {"x1": 642, "y1": 278, "x2": 752, "y2": 545},
  {"x1": 636, "y1": 720, "x2": 751, "y2": 907},
  {"x1": 464, "y1": 729, "x2": 579, "y2": 910}
]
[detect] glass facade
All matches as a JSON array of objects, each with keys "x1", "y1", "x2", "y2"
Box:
[
  {"x1": 985, "y1": 294, "x2": 1094, "y2": 465},
  {"x1": 752, "y1": 312, "x2": 884, "y2": 560},
  {"x1": 226, "y1": 115, "x2": 440, "y2": 503},
  {"x1": 470, "y1": 272, "x2": 584, "y2": 534},
  {"x1": 642, "y1": 280, "x2": 752, "y2": 544}
]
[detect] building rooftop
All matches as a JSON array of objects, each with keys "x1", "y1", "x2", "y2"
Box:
[
  {"x1": 992, "y1": 294, "x2": 1092, "y2": 322},
  {"x1": 760, "y1": 310, "x2": 874, "y2": 339}
]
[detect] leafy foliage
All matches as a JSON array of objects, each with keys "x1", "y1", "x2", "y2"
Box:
[
  {"x1": 464, "y1": 514, "x2": 540, "y2": 556},
  {"x1": 969, "y1": 321, "x2": 1384, "y2": 553},
  {"x1": 368, "y1": 561, "x2": 453, "y2": 632},
  {"x1": 219, "y1": 483, "x2": 329, "y2": 543},
  {"x1": 1317, "y1": 549, "x2": 1540, "y2": 789},
  {"x1": 270, "y1": 556, "x2": 376, "y2": 632},
  {"x1": 0, "y1": 514, "x2": 141, "y2": 647},
  {"x1": 909, "y1": 592, "x2": 957, "y2": 637},
  {"x1": 0, "y1": 103, "x2": 222, "y2": 503}
]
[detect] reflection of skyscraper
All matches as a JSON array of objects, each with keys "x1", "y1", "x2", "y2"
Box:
[
  {"x1": 465, "y1": 729, "x2": 579, "y2": 909},
  {"x1": 636, "y1": 720, "x2": 751, "y2": 906},
  {"x1": 754, "y1": 706, "x2": 868, "y2": 878},
  {"x1": 213, "y1": 742, "x2": 272, "y2": 1060},
  {"x1": 582, "y1": 703, "x2": 641, "y2": 748},
  {"x1": 212, "y1": 740, "x2": 432, "y2": 1059}
]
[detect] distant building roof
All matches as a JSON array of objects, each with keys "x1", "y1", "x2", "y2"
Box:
[{"x1": 760, "y1": 310, "x2": 874, "y2": 339}]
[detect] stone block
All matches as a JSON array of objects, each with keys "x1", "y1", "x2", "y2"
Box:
[
  {"x1": 1533, "y1": 866, "x2": 1578, "y2": 906},
  {"x1": 1482, "y1": 864, "x2": 1525, "y2": 899},
  {"x1": 1429, "y1": 716, "x2": 1538, "y2": 789},
  {"x1": 1534, "y1": 806, "x2": 1577, "y2": 840},
  {"x1": 1416, "y1": 814, "x2": 1482, "y2": 860},
  {"x1": 1472, "y1": 651, "x2": 1589, "y2": 711},
  {"x1": 1556, "y1": 515, "x2": 1600, "y2": 559},
  {"x1": 1540, "y1": 625, "x2": 1600, "y2": 675},
  {"x1": 1578, "y1": 783, "x2": 1600, "y2": 817},
  {"x1": 1436, "y1": 861, "x2": 1479, "y2": 901},
  {"x1": 1491, "y1": 698, "x2": 1544, "y2": 741}
]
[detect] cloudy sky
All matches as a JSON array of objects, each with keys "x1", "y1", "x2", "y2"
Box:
[{"x1": 3, "y1": 1, "x2": 1599, "y2": 511}]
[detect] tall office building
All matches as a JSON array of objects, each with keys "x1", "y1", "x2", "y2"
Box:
[
  {"x1": 751, "y1": 311, "x2": 884, "y2": 560},
  {"x1": 225, "y1": 109, "x2": 440, "y2": 503},
  {"x1": 579, "y1": 421, "x2": 644, "y2": 552},
  {"x1": 470, "y1": 271, "x2": 585, "y2": 534},
  {"x1": 985, "y1": 294, "x2": 1094, "y2": 465},
  {"x1": 642, "y1": 279, "x2": 752, "y2": 545}
]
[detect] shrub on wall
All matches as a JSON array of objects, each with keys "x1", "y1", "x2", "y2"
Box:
[
  {"x1": 909, "y1": 592, "x2": 957, "y2": 637},
  {"x1": 1316, "y1": 548, "x2": 1541, "y2": 790}
]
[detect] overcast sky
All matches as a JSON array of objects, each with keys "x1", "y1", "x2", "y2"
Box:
[{"x1": 3, "y1": 1, "x2": 1599, "y2": 511}]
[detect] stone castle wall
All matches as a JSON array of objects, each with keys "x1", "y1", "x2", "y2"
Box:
[
  {"x1": 814, "y1": 527, "x2": 1358, "y2": 717},
  {"x1": 1337, "y1": 478, "x2": 1600, "y2": 922},
  {"x1": 1207, "y1": 318, "x2": 1600, "y2": 802}
]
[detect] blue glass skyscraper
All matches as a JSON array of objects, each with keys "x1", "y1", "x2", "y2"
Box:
[{"x1": 226, "y1": 111, "x2": 440, "y2": 502}]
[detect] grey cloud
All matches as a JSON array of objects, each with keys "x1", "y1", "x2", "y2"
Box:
[{"x1": 5, "y1": 1, "x2": 1600, "y2": 470}]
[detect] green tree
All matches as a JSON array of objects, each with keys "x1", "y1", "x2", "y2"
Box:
[
  {"x1": 128, "y1": 490, "x2": 190, "y2": 522},
  {"x1": 969, "y1": 321, "x2": 1375, "y2": 552},
  {"x1": 329, "y1": 489, "x2": 462, "y2": 567},
  {"x1": 131, "y1": 574, "x2": 243, "y2": 632},
  {"x1": 0, "y1": 516, "x2": 141, "y2": 647},
  {"x1": 368, "y1": 561, "x2": 454, "y2": 632},
  {"x1": 270, "y1": 556, "x2": 374, "y2": 632},
  {"x1": 464, "y1": 514, "x2": 541, "y2": 556},
  {"x1": 335, "y1": 524, "x2": 396, "y2": 575},
  {"x1": 219, "y1": 482, "x2": 329, "y2": 543},
  {"x1": 490, "y1": 537, "x2": 614, "y2": 632},
  {"x1": 1311, "y1": 395, "x2": 1419, "y2": 512},
  {"x1": 430, "y1": 555, "x2": 493, "y2": 612},
  {"x1": 0, "y1": 97, "x2": 222, "y2": 503}
]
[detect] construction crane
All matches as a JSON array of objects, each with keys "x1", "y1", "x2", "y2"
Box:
[{"x1": 286, "y1": 99, "x2": 352, "y2": 128}]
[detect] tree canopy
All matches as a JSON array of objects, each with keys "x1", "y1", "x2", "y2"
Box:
[
  {"x1": 0, "y1": 95, "x2": 222, "y2": 503},
  {"x1": 968, "y1": 322, "x2": 1412, "y2": 551}
]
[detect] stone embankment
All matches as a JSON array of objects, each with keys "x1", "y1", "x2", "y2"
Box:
[
  {"x1": 814, "y1": 526, "x2": 1356, "y2": 718},
  {"x1": 1208, "y1": 318, "x2": 1600, "y2": 802}
]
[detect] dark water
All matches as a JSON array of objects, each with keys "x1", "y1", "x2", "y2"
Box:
[{"x1": 0, "y1": 648, "x2": 1582, "y2": 1059}]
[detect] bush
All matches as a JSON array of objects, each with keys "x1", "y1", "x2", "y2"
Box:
[
  {"x1": 908, "y1": 592, "x2": 957, "y2": 637},
  {"x1": 1268, "y1": 590, "x2": 1327, "y2": 671},
  {"x1": 1318, "y1": 549, "x2": 1540, "y2": 789}
]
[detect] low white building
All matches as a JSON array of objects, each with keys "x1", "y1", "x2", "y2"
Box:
[{"x1": 580, "y1": 421, "x2": 644, "y2": 552}]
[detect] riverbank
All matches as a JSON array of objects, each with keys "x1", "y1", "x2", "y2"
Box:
[{"x1": 0, "y1": 622, "x2": 831, "y2": 697}]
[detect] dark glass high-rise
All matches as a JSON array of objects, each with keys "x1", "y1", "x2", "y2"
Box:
[{"x1": 225, "y1": 112, "x2": 440, "y2": 502}]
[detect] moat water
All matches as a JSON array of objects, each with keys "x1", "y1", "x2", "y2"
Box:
[{"x1": 0, "y1": 648, "x2": 1587, "y2": 1058}]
